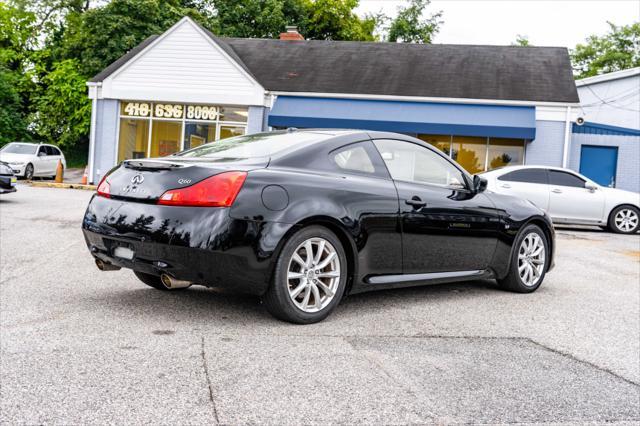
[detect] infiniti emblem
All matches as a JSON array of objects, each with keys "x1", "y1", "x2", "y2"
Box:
[{"x1": 131, "y1": 174, "x2": 144, "y2": 185}]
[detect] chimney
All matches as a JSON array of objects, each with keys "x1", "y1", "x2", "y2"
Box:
[{"x1": 280, "y1": 25, "x2": 304, "y2": 41}]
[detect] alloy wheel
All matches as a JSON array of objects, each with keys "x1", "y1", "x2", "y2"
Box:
[
  {"x1": 287, "y1": 237, "x2": 341, "y2": 313},
  {"x1": 614, "y1": 208, "x2": 639, "y2": 233},
  {"x1": 517, "y1": 232, "x2": 546, "y2": 287},
  {"x1": 25, "y1": 164, "x2": 34, "y2": 180}
]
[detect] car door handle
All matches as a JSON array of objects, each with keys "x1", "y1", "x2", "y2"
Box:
[
  {"x1": 405, "y1": 197, "x2": 426, "y2": 208},
  {"x1": 551, "y1": 188, "x2": 562, "y2": 194},
  {"x1": 500, "y1": 183, "x2": 511, "y2": 188}
]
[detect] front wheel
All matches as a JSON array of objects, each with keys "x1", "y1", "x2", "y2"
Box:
[
  {"x1": 498, "y1": 224, "x2": 549, "y2": 293},
  {"x1": 608, "y1": 206, "x2": 639, "y2": 234},
  {"x1": 23, "y1": 163, "x2": 34, "y2": 180},
  {"x1": 263, "y1": 226, "x2": 348, "y2": 324}
]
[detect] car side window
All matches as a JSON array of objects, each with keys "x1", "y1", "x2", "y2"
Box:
[
  {"x1": 48, "y1": 146, "x2": 60, "y2": 156},
  {"x1": 373, "y1": 139, "x2": 466, "y2": 188},
  {"x1": 498, "y1": 169, "x2": 548, "y2": 184},
  {"x1": 549, "y1": 170, "x2": 586, "y2": 188},
  {"x1": 332, "y1": 145, "x2": 375, "y2": 174},
  {"x1": 38, "y1": 146, "x2": 48, "y2": 156}
]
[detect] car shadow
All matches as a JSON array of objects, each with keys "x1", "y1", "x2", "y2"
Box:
[{"x1": 83, "y1": 278, "x2": 502, "y2": 325}]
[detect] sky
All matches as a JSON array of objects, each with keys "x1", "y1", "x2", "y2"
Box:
[{"x1": 356, "y1": 0, "x2": 640, "y2": 47}]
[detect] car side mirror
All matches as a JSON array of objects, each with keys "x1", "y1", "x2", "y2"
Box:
[
  {"x1": 473, "y1": 175, "x2": 488, "y2": 193},
  {"x1": 38, "y1": 151, "x2": 46, "y2": 157},
  {"x1": 585, "y1": 184, "x2": 597, "y2": 192}
]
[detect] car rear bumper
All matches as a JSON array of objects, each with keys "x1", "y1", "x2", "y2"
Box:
[{"x1": 82, "y1": 195, "x2": 284, "y2": 296}]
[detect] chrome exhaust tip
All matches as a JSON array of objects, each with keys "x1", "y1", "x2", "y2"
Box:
[
  {"x1": 160, "y1": 273, "x2": 192, "y2": 289},
  {"x1": 95, "y1": 258, "x2": 121, "y2": 271}
]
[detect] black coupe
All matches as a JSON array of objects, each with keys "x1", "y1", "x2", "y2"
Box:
[{"x1": 83, "y1": 130, "x2": 555, "y2": 323}]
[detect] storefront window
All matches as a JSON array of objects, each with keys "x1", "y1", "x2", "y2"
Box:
[
  {"x1": 118, "y1": 119, "x2": 149, "y2": 161},
  {"x1": 117, "y1": 101, "x2": 247, "y2": 161},
  {"x1": 220, "y1": 125, "x2": 246, "y2": 140},
  {"x1": 452, "y1": 136, "x2": 487, "y2": 174},
  {"x1": 150, "y1": 121, "x2": 182, "y2": 157},
  {"x1": 487, "y1": 138, "x2": 524, "y2": 170},
  {"x1": 417, "y1": 134, "x2": 451, "y2": 156},
  {"x1": 184, "y1": 123, "x2": 216, "y2": 150}
]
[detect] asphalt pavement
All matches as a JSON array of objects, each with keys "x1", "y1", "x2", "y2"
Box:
[{"x1": 1, "y1": 184, "x2": 639, "y2": 424}]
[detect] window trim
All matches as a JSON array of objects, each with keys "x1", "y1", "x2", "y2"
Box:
[
  {"x1": 548, "y1": 169, "x2": 587, "y2": 188},
  {"x1": 372, "y1": 138, "x2": 473, "y2": 191}
]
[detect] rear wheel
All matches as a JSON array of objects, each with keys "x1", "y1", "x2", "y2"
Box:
[
  {"x1": 608, "y1": 206, "x2": 639, "y2": 234},
  {"x1": 263, "y1": 226, "x2": 347, "y2": 324},
  {"x1": 498, "y1": 224, "x2": 549, "y2": 293},
  {"x1": 133, "y1": 271, "x2": 189, "y2": 291}
]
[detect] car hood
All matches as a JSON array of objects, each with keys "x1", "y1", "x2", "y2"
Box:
[
  {"x1": 0, "y1": 153, "x2": 32, "y2": 163},
  {"x1": 601, "y1": 187, "x2": 640, "y2": 207}
]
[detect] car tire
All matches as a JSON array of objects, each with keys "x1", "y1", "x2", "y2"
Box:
[
  {"x1": 263, "y1": 225, "x2": 348, "y2": 324},
  {"x1": 133, "y1": 271, "x2": 189, "y2": 291},
  {"x1": 24, "y1": 163, "x2": 34, "y2": 180},
  {"x1": 608, "y1": 205, "x2": 640, "y2": 234},
  {"x1": 497, "y1": 224, "x2": 549, "y2": 293}
]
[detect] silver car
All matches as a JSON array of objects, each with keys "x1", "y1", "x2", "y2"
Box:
[{"x1": 482, "y1": 166, "x2": 640, "y2": 234}]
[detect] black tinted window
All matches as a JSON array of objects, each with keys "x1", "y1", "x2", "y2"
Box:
[
  {"x1": 38, "y1": 146, "x2": 48, "y2": 156},
  {"x1": 498, "y1": 169, "x2": 548, "y2": 184},
  {"x1": 48, "y1": 146, "x2": 61, "y2": 156},
  {"x1": 549, "y1": 170, "x2": 585, "y2": 188}
]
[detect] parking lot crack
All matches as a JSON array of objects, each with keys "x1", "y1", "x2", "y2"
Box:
[{"x1": 201, "y1": 336, "x2": 221, "y2": 424}]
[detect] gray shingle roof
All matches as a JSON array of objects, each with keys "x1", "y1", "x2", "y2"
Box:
[{"x1": 91, "y1": 25, "x2": 579, "y2": 104}]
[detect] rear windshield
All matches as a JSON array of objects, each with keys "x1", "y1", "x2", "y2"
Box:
[
  {"x1": 173, "y1": 132, "x2": 326, "y2": 159},
  {"x1": 1, "y1": 143, "x2": 37, "y2": 155}
]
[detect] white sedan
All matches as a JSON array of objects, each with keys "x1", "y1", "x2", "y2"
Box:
[
  {"x1": 481, "y1": 166, "x2": 640, "y2": 234},
  {"x1": 0, "y1": 142, "x2": 66, "y2": 180}
]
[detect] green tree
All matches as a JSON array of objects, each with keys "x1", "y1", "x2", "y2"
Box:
[
  {"x1": 512, "y1": 34, "x2": 530, "y2": 46},
  {"x1": 0, "y1": 66, "x2": 27, "y2": 144},
  {"x1": 305, "y1": 0, "x2": 377, "y2": 41},
  {"x1": 0, "y1": 2, "x2": 37, "y2": 145},
  {"x1": 387, "y1": 0, "x2": 441, "y2": 43},
  {"x1": 212, "y1": 0, "x2": 307, "y2": 38},
  {"x1": 33, "y1": 59, "x2": 91, "y2": 150},
  {"x1": 572, "y1": 22, "x2": 640, "y2": 79}
]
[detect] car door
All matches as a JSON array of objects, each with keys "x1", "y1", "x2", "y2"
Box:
[
  {"x1": 372, "y1": 139, "x2": 500, "y2": 274},
  {"x1": 547, "y1": 169, "x2": 605, "y2": 223},
  {"x1": 494, "y1": 168, "x2": 550, "y2": 211},
  {"x1": 35, "y1": 146, "x2": 52, "y2": 175},
  {"x1": 47, "y1": 146, "x2": 62, "y2": 172}
]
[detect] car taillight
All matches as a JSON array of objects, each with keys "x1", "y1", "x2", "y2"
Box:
[
  {"x1": 158, "y1": 171, "x2": 247, "y2": 207},
  {"x1": 97, "y1": 175, "x2": 110, "y2": 198}
]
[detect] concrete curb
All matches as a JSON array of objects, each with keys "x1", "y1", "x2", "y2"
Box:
[{"x1": 29, "y1": 181, "x2": 97, "y2": 191}]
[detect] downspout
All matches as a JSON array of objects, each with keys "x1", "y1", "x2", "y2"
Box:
[{"x1": 562, "y1": 106, "x2": 572, "y2": 168}]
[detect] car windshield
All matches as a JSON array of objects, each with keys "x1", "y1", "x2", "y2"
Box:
[
  {"x1": 1, "y1": 143, "x2": 37, "y2": 155},
  {"x1": 173, "y1": 132, "x2": 328, "y2": 159}
]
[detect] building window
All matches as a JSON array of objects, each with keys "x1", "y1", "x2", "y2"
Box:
[
  {"x1": 487, "y1": 138, "x2": 524, "y2": 170},
  {"x1": 417, "y1": 134, "x2": 451, "y2": 156},
  {"x1": 118, "y1": 118, "x2": 149, "y2": 160},
  {"x1": 417, "y1": 134, "x2": 525, "y2": 174},
  {"x1": 452, "y1": 136, "x2": 487, "y2": 174},
  {"x1": 117, "y1": 101, "x2": 248, "y2": 162}
]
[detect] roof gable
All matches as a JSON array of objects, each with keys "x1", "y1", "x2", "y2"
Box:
[{"x1": 98, "y1": 18, "x2": 265, "y2": 105}]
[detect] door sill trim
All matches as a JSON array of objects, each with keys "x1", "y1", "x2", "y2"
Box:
[{"x1": 365, "y1": 269, "x2": 489, "y2": 285}]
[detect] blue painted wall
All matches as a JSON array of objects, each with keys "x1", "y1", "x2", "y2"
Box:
[
  {"x1": 92, "y1": 99, "x2": 119, "y2": 184},
  {"x1": 525, "y1": 120, "x2": 566, "y2": 166},
  {"x1": 570, "y1": 132, "x2": 640, "y2": 193}
]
